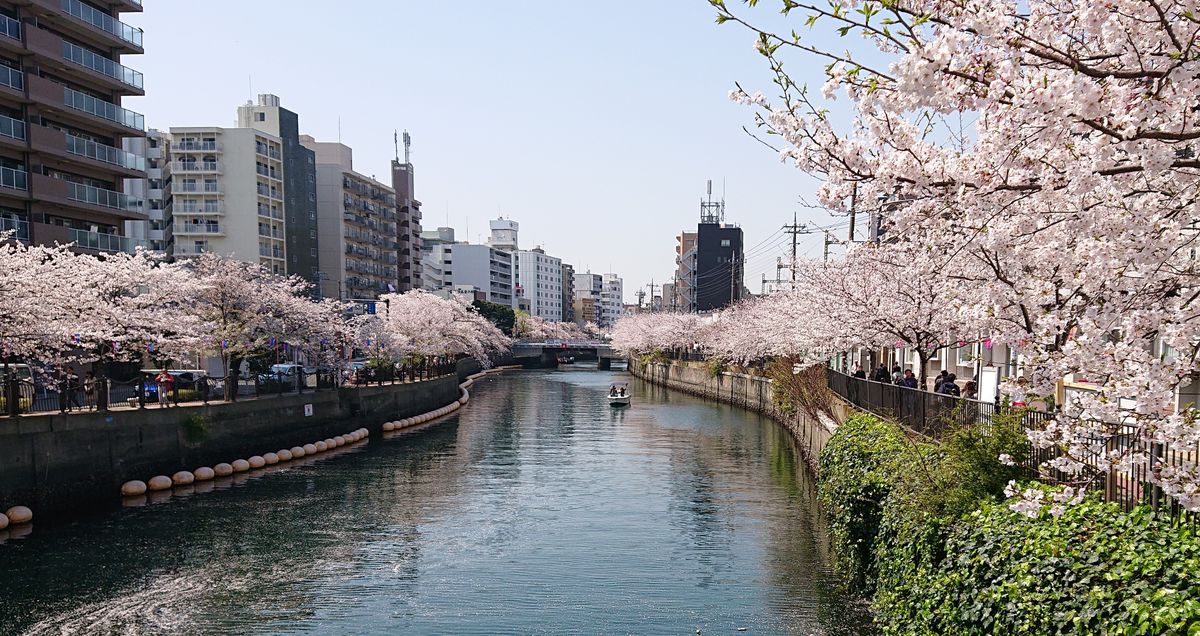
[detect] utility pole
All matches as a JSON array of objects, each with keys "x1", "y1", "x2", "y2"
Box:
[
  {"x1": 823, "y1": 230, "x2": 833, "y2": 263},
  {"x1": 782, "y1": 212, "x2": 805, "y2": 288},
  {"x1": 646, "y1": 279, "x2": 659, "y2": 312},
  {"x1": 635, "y1": 288, "x2": 646, "y2": 310},
  {"x1": 848, "y1": 183, "x2": 858, "y2": 243}
]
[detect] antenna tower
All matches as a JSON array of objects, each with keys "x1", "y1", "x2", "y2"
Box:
[{"x1": 700, "y1": 179, "x2": 725, "y2": 224}]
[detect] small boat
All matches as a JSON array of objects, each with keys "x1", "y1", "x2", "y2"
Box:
[{"x1": 608, "y1": 382, "x2": 630, "y2": 407}]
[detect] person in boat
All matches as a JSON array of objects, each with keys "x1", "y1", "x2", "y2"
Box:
[
  {"x1": 609, "y1": 386, "x2": 618, "y2": 397},
  {"x1": 618, "y1": 387, "x2": 626, "y2": 397}
]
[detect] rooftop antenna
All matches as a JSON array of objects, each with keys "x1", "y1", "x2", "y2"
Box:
[
  {"x1": 700, "y1": 179, "x2": 725, "y2": 224},
  {"x1": 403, "y1": 130, "x2": 411, "y2": 164},
  {"x1": 337, "y1": 116, "x2": 342, "y2": 143},
  {"x1": 394, "y1": 130, "x2": 399, "y2": 162}
]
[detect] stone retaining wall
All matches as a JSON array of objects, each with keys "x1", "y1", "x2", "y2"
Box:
[
  {"x1": 0, "y1": 359, "x2": 476, "y2": 518},
  {"x1": 629, "y1": 358, "x2": 843, "y2": 474}
]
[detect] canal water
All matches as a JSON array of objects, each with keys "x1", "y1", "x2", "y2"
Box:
[{"x1": 0, "y1": 368, "x2": 873, "y2": 635}]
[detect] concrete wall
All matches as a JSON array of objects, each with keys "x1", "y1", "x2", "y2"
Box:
[
  {"x1": 630, "y1": 358, "x2": 842, "y2": 474},
  {"x1": 0, "y1": 360, "x2": 475, "y2": 518}
]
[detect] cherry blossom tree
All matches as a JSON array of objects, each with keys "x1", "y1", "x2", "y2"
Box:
[
  {"x1": 716, "y1": 0, "x2": 1200, "y2": 509},
  {"x1": 514, "y1": 314, "x2": 589, "y2": 341},
  {"x1": 355, "y1": 291, "x2": 511, "y2": 367}
]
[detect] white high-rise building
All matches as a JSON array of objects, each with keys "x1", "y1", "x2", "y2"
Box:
[
  {"x1": 515, "y1": 247, "x2": 563, "y2": 321},
  {"x1": 601, "y1": 273, "x2": 624, "y2": 327},
  {"x1": 421, "y1": 227, "x2": 515, "y2": 306},
  {"x1": 168, "y1": 126, "x2": 287, "y2": 274}
]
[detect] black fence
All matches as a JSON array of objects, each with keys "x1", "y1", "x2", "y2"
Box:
[
  {"x1": 826, "y1": 368, "x2": 1200, "y2": 517},
  {"x1": 0, "y1": 358, "x2": 459, "y2": 418}
]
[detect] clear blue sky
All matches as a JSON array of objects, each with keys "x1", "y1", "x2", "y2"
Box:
[{"x1": 125, "y1": 1, "x2": 838, "y2": 302}]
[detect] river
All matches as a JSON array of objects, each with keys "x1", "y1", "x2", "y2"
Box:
[{"x1": 0, "y1": 367, "x2": 873, "y2": 635}]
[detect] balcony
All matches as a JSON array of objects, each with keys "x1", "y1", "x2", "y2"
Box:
[
  {"x1": 68, "y1": 227, "x2": 148, "y2": 254},
  {"x1": 60, "y1": 0, "x2": 143, "y2": 51},
  {"x1": 177, "y1": 202, "x2": 224, "y2": 215},
  {"x1": 172, "y1": 161, "x2": 220, "y2": 173},
  {"x1": 257, "y1": 226, "x2": 284, "y2": 240},
  {"x1": 0, "y1": 15, "x2": 20, "y2": 42},
  {"x1": 66, "y1": 181, "x2": 141, "y2": 214},
  {"x1": 62, "y1": 41, "x2": 143, "y2": 90},
  {"x1": 0, "y1": 215, "x2": 29, "y2": 240},
  {"x1": 0, "y1": 65, "x2": 22, "y2": 93},
  {"x1": 174, "y1": 141, "x2": 220, "y2": 152},
  {"x1": 174, "y1": 223, "x2": 222, "y2": 235},
  {"x1": 61, "y1": 84, "x2": 145, "y2": 131},
  {"x1": 63, "y1": 132, "x2": 146, "y2": 172},
  {"x1": 0, "y1": 114, "x2": 25, "y2": 142},
  {"x1": 258, "y1": 245, "x2": 284, "y2": 259},
  {"x1": 256, "y1": 184, "x2": 281, "y2": 200},
  {"x1": 0, "y1": 167, "x2": 28, "y2": 191}
]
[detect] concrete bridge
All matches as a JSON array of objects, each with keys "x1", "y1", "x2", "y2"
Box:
[{"x1": 511, "y1": 340, "x2": 622, "y2": 369}]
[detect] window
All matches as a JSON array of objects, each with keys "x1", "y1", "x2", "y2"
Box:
[
  {"x1": 256, "y1": 113, "x2": 266, "y2": 122},
  {"x1": 720, "y1": 239, "x2": 731, "y2": 247}
]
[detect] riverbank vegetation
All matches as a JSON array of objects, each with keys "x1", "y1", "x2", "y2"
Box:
[{"x1": 819, "y1": 413, "x2": 1200, "y2": 634}]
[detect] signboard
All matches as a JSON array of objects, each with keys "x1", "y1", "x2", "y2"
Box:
[
  {"x1": 979, "y1": 367, "x2": 1000, "y2": 404},
  {"x1": 303, "y1": 404, "x2": 313, "y2": 417}
]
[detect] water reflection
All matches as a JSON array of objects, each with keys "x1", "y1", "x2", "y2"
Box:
[{"x1": 0, "y1": 367, "x2": 873, "y2": 634}]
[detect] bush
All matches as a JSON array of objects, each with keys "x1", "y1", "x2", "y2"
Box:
[
  {"x1": 918, "y1": 497, "x2": 1200, "y2": 635},
  {"x1": 769, "y1": 359, "x2": 836, "y2": 420},
  {"x1": 817, "y1": 413, "x2": 909, "y2": 592},
  {"x1": 705, "y1": 358, "x2": 726, "y2": 378}
]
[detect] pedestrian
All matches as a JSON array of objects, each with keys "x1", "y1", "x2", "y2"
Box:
[
  {"x1": 852, "y1": 364, "x2": 866, "y2": 379},
  {"x1": 933, "y1": 370, "x2": 948, "y2": 392},
  {"x1": 873, "y1": 364, "x2": 891, "y2": 383},
  {"x1": 940, "y1": 373, "x2": 961, "y2": 397},
  {"x1": 57, "y1": 366, "x2": 78, "y2": 412},
  {"x1": 963, "y1": 380, "x2": 978, "y2": 400},
  {"x1": 83, "y1": 371, "x2": 97, "y2": 411},
  {"x1": 899, "y1": 369, "x2": 918, "y2": 389},
  {"x1": 891, "y1": 365, "x2": 903, "y2": 384},
  {"x1": 197, "y1": 373, "x2": 209, "y2": 403},
  {"x1": 154, "y1": 368, "x2": 175, "y2": 408}
]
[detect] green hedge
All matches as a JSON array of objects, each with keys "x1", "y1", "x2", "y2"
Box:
[{"x1": 817, "y1": 412, "x2": 1200, "y2": 634}]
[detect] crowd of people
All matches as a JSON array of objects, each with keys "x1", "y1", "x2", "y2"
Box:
[{"x1": 852, "y1": 364, "x2": 979, "y2": 400}]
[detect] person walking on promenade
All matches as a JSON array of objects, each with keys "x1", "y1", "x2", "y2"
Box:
[
  {"x1": 154, "y1": 368, "x2": 175, "y2": 408},
  {"x1": 899, "y1": 370, "x2": 919, "y2": 389},
  {"x1": 891, "y1": 365, "x2": 903, "y2": 384},
  {"x1": 933, "y1": 370, "x2": 948, "y2": 392},
  {"x1": 57, "y1": 367, "x2": 80, "y2": 412},
  {"x1": 963, "y1": 380, "x2": 978, "y2": 400},
  {"x1": 83, "y1": 371, "x2": 97, "y2": 411},
  {"x1": 852, "y1": 364, "x2": 866, "y2": 379},
  {"x1": 873, "y1": 364, "x2": 891, "y2": 383},
  {"x1": 939, "y1": 373, "x2": 961, "y2": 397}
]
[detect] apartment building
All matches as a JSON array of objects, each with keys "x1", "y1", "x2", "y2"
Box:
[
  {"x1": 301, "y1": 136, "x2": 398, "y2": 300},
  {"x1": 561, "y1": 262, "x2": 575, "y2": 323},
  {"x1": 168, "y1": 126, "x2": 287, "y2": 274},
  {"x1": 392, "y1": 132, "x2": 421, "y2": 292},
  {"x1": 121, "y1": 127, "x2": 168, "y2": 255},
  {"x1": 515, "y1": 246, "x2": 563, "y2": 321},
  {"x1": 238, "y1": 95, "x2": 318, "y2": 284},
  {"x1": 422, "y1": 231, "x2": 514, "y2": 307},
  {"x1": 601, "y1": 273, "x2": 624, "y2": 326},
  {"x1": 0, "y1": 0, "x2": 147, "y2": 252},
  {"x1": 672, "y1": 231, "x2": 697, "y2": 312}
]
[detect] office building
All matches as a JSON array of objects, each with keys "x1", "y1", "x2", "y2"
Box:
[
  {"x1": 695, "y1": 222, "x2": 743, "y2": 311},
  {"x1": 0, "y1": 0, "x2": 148, "y2": 252},
  {"x1": 420, "y1": 227, "x2": 514, "y2": 306},
  {"x1": 301, "y1": 136, "x2": 398, "y2": 299},
  {"x1": 515, "y1": 246, "x2": 562, "y2": 321},
  {"x1": 601, "y1": 273, "x2": 624, "y2": 326}
]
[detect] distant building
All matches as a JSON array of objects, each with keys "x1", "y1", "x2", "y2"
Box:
[
  {"x1": 421, "y1": 227, "x2": 514, "y2": 306},
  {"x1": 561, "y1": 263, "x2": 575, "y2": 323},
  {"x1": 672, "y1": 231, "x2": 698, "y2": 312},
  {"x1": 122, "y1": 129, "x2": 171, "y2": 257},
  {"x1": 392, "y1": 132, "x2": 421, "y2": 292},
  {"x1": 300, "y1": 136, "x2": 398, "y2": 300},
  {"x1": 601, "y1": 273, "x2": 624, "y2": 326},
  {"x1": 515, "y1": 247, "x2": 563, "y2": 321},
  {"x1": 238, "y1": 95, "x2": 319, "y2": 285},
  {"x1": 695, "y1": 223, "x2": 743, "y2": 311}
]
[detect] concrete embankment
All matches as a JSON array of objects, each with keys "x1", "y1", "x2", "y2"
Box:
[
  {"x1": 0, "y1": 359, "x2": 483, "y2": 518},
  {"x1": 629, "y1": 358, "x2": 845, "y2": 473}
]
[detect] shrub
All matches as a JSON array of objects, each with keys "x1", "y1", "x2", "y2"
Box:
[
  {"x1": 768, "y1": 359, "x2": 836, "y2": 420},
  {"x1": 705, "y1": 358, "x2": 726, "y2": 378},
  {"x1": 919, "y1": 496, "x2": 1200, "y2": 635},
  {"x1": 181, "y1": 412, "x2": 210, "y2": 443},
  {"x1": 817, "y1": 413, "x2": 909, "y2": 592}
]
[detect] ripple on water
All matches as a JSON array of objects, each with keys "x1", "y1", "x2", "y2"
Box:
[{"x1": 0, "y1": 368, "x2": 874, "y2": 635}]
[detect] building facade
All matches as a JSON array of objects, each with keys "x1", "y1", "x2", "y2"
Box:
[
  {"x1": 121, "y1": 128, "x2": 169, "y2": 256},
  {"x1": 0, "y1": 0, "x2": 148, "y2": 252},
  {"x1": 601, "y1": 273, "x2": 624, "y2": 327},
  {"x1": 238, "y1": 95, "x2": 318, "y2": 286},
  {"x1": 561, "y1": 262, "x2": 575, "y2": 323},
  {"x1": 302, "y1": 136, "x2": 398, "y2": 300},
  {"x1": 694, "y1": 222, "x2": 743, "y2": 312},
  {"x1": 391, "y1": 134, "x2": 421, "y2": 292},
  {"x1": 168, "y1": 126, "x2": 287, "y2": 274},
  {"x1": 420, "y1": 227, "x2": 514, "y2": 306},
  {"x1": 515, "y1": 247, "x2": 562, "y2": 321},
  {"x1": 672, "y1": 230, "x2": 697, "y2": 312}
]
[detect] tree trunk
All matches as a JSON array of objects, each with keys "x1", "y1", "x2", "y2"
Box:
[
  {"x1": 225, "y1": 354, "x2": 240, "y2": 402},
  {"x1": 917, "y1": 350, "x2": 930, "y2": 392}
]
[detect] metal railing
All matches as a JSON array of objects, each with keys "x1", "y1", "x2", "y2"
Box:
[
  {"x1": 63, "y1": 86, "x2": 145, "y2": 130},
  {"x1": 0, "y1": 114, "x2": 25, "y2": 141},
  {"x1": 825, "y1": 368, "x2": 1198, "y2": 517},
  {"x1": 62, "y1": 41, "x2": 143, "y2": 89},
  {"x1": 61, "y1": 0, "x2": 143, "y2": 48},
  {"x1": 66, "y1": 134, "x2": 145, "y2": 171},
  {"x1": 174, "y1": 141, "x2": 219, "y2": 152},
  {"x1": 0, "y1": 65, "x2": 22, "y2": 91},
  {"x1": 0, "y1": 166, "x2": 27, "y2": 191},
  {"x1": 68, "y1": 228, "x2": 149, "y2": 253},
  {"x1": 0, "y1": 216, "x2": 29, "y2": 240},
  {"x1": 67, "y1": 182, "x2": 143, "y2": 213}
]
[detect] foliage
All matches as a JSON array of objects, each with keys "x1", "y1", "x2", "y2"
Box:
[
  {"x1": 352, "y1": 291, "x2": 511, "y2": 367},
  {"x1": 901, "y1": 498, "x2": 1200, "y2": 635},
  {"x1": 472, "y1": 300, "x2": 516, "y2": 336},
  {"x1": 705, "y1": 359, "x2": 726, "y2": 378},
  {"x1": 180, "y1": 412, "x2": 210, "y2": 443},
  {"x1": 768, "y1": 359, "x2": 835, "y2": 420},
  {"x1": 817, "y1": 413, "x2": 909, "y2": 592}
]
